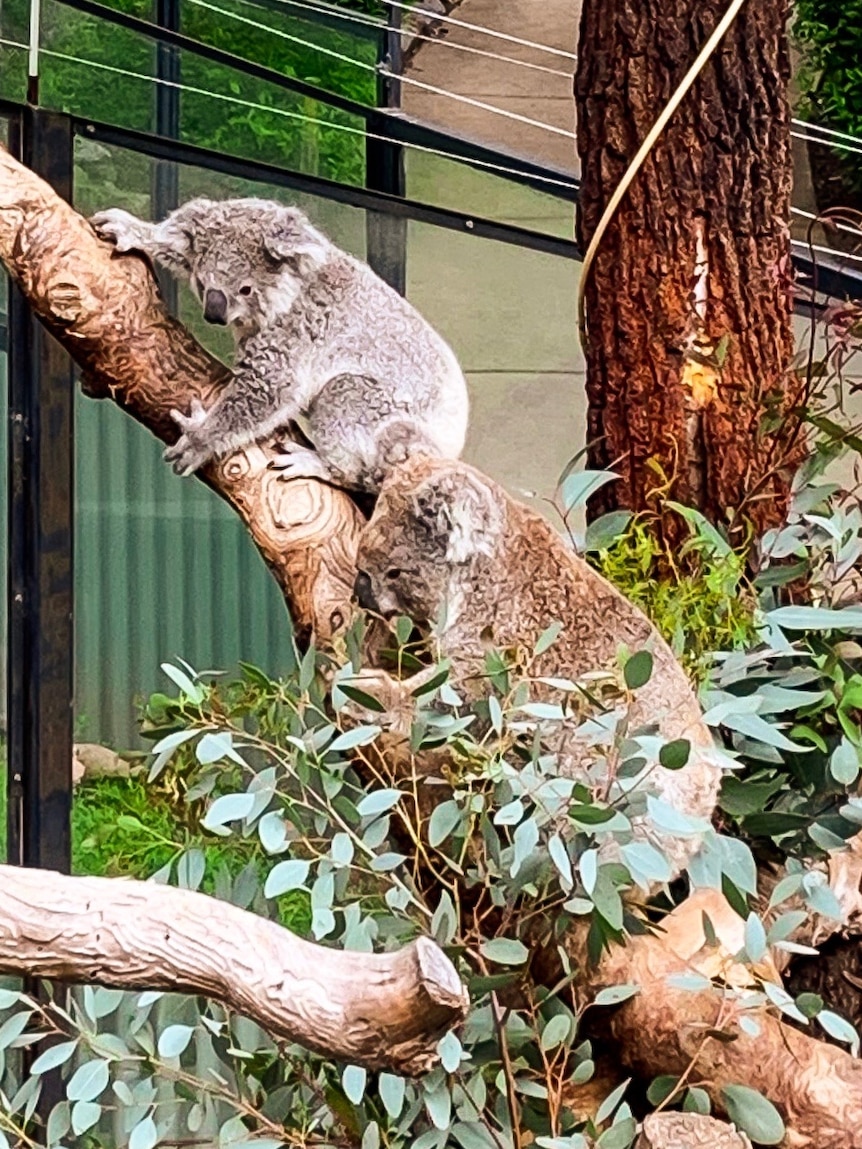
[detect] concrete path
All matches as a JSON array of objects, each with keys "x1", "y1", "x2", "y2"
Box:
[{"x1": 402, "y1": 0, "x2": 578, "y2": 176}]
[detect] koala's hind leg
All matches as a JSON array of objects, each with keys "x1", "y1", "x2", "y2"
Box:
[{"x1": 300, "y1": 373, "x2": 439, "y2": 493}]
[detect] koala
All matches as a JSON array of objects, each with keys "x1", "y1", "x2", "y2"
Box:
[
  {"x1": 353, "y1": 456, "x2": 723, "y2": 882},
  {"x1": 90, "y1": 198, "x2": 469, "y2": 491}
]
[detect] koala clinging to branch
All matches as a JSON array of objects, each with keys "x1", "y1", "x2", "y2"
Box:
[
  {"x1": 353, "y1": 457, "x2": 723, "y2": 881},
  {"x1": 90, "y1": 198, "x2": 469, "y2": 491}
]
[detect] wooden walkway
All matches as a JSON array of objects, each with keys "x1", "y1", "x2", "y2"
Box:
[{"x1": 401, "y1": 0, "x2": 579, "y2": 176}]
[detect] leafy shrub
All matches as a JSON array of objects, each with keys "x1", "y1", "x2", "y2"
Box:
[
  {"x1": 3, "y1": 583, "x2": 861, "y2": 1147},
  {"x1": 793, "y1": 0, "x2": 862, "y2": 198}
]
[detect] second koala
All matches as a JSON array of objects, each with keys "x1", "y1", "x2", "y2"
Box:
[
  {"x1": 354, "y1": 457, "x2": 723, "y2": 883},
  {"x1": 91, "y1": 198, "x2": 469, "y2": 491}
]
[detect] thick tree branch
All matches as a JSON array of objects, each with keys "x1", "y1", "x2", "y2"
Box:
[
  {"x1": 0, "y1": 142, "x2": 362, "y2": 645},
  {"x1": 585, "y1": 889, "x2": 862, "y2": 1149},
  {"x1": 0, "y1": 865, "x2": 467, "y2": 1074}
]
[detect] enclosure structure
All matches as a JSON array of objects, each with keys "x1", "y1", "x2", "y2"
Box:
[{"x1": 1, "y1": 0, "x2": 861, "y2": 881}]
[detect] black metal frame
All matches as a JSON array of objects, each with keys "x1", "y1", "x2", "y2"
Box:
[
  {"x1": 77, "y1": 116, "x2": 581, "y2": 259},
  {"x1": 6, "y1": 108, "x2": 74, "y2": 874},
  {"x1": 152, "y1": 0, "x2": 181, "y2": 309}
]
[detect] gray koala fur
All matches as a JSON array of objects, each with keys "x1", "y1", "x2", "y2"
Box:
[
  {"x1": 354, "y1": 455, "x2": 723, "y2": 883},
  {"x1": 90, "y1": 198, "x2": 469, "y2": 491}
]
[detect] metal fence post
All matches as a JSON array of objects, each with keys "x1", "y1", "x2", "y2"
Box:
[
  {"x1": 366, "y1": 1, "x2": 407, "y2": 295},
  {"x1": 6, "y1": 108, "x2": 75, "y2": 874},
  {"x1": 152, "y1": 0, "x2": 181, "y2": 310}
]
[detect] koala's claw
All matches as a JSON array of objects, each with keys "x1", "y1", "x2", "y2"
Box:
[
  {"x1": 163, "y1": 434, "x2": 210, "y2": 477},
  {"x1": 171, "y1": 399, "x2": 209, "y2": 433},
  {"x1": 269, "y1": 443, "x2": 330, "y2": 482},
  {"x1": 90, "y1": 208, "x2": 148, "y2": 253}
]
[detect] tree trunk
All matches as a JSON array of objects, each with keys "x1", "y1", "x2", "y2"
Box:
[{"x1": 575, "y1": 0, "x2": 798, "y2": 536}]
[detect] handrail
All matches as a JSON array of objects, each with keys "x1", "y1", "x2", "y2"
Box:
[{"x1": 74, "y1": 114, "x2": 582, "y2": 259}]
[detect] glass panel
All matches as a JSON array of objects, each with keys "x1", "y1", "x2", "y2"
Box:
[
  {"x1": 73, "y1": 135, "x2": 580, "y2": 743},
  {"x1": 405, "y1": 218, "x2": 582, "y2": 507},
  {"x1": 8, "y1": 0, "x2": 369, "y2": 181},
  {"x1": 405, "y1": 148, "x2": 575, "y2": 240},
  {"x1": 73, "y1": 139, "x2": 301, "y2": 748},
  {"x1": 0, "y1": 119, "x2": 7, "y2": 862},
  {"x1": 180, "y1": 0, "x2": 380, "y2": 107}
]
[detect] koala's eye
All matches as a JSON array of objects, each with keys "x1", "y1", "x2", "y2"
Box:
[
  {"x1": 238, "y1": 284, "x2": 253, "y2": 296},
  {"x1": 385, "y1": 568, "x2": 402, "y2": 580}
]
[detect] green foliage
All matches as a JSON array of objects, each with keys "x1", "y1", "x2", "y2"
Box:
[
  {"x1": 0, "y1": 634, "x2": 782, "y2": 1148},
  {"x1": 71, "y1": 772, "x2": 312, "y2": 934},
  {"x1": 0, "y1": 0, "x2": 374, "y2": 184},
  {"x1": 589, "y1": 513, "x2": 759, "y2": 678},
  {"x1": 793, "y1": 0, "x2": 862, "y2": 195}
]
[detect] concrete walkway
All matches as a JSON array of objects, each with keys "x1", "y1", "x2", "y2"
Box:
[{"x1": 402, "y1": 0, "x2": 578, "y2": 176}]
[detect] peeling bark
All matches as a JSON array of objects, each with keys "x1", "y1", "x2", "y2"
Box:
[
  {"x1": 575, "y1": 0, "x2": 798, "y2": 534},
  {"x1": 636, "y1": 1112, "x2": 751, "y2": 1148},
  {"x1": 0, "y1": 143, "x2": 362, "y2": 645},
  {"x1": 0, "y1": 865, "x2": 467, "y2": 1074}
]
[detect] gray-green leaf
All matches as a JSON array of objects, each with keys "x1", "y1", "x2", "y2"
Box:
[
  {"x1": 67, "y1": 1059, "x2": 109, "y2": 1103},
  {"x1": 480, "y1": 938, "x2": 529, "y2": 965},
  {"x1": 721, "y1": 1084, "x2": 785, "y2": 1145}
]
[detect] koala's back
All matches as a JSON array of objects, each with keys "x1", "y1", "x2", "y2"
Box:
[
  {"x1": 242, "y1": 251, "x2": 468, "y2": 465},
  {"x1": 383, "y1": 458, "x2": 721, "y2": 872}
]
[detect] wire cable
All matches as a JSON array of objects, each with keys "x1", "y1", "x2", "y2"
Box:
[
  {"x1": 792, "y1": 207, "x2": 862, "y2": 241},
  {"x1": 378, "y1": 66, "x2": 575, "y2": 136},
  {"x1": 791, "y1": 129, "x2": 862, "y2": 159},
  {"x1": 792, "y1": 116, "x2": 862, "y2": 148},
  {"x1": 353, "y1": 0, "x2": 578, "y2": 61},
  {"x1": 187, "y1": 0, "x2": 575, "y2": 138},
  {"x1": 392, "y1": 25, "x2": 572, "y2": 78},
  {"x1": 0, "y1": 36, "x2": 580, "y2": 193},
  {"x1": 238, "y1": 0, "x2": 573, "y2": 77},
  {"x1": 791, "y1": 238, "x2": 862, "y2": 266},
  {"x1": 243, "y1": 0, "x2": 385, "y2": 29}
]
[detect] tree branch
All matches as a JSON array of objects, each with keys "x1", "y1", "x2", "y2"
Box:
[
  {"x1": 0, "y1": 142, "x2": 362, "y2": 645},
  {"x1": 585, "y1": 889, "x2": 862, "y2": 1149},
  {"x1": 0, "y1": 865, "x2": 467, "y2": 1074}
]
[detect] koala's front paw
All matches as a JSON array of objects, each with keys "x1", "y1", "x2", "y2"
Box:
[
  {"x1": 163, "y1": 432, "x2": 211, "y2": 477},
  {"x1": 90, "y1": 208, "x2": 149, "y2": 253},
  {"x1": 170, "y1": 399, "x2": 209, "y2": 434}
]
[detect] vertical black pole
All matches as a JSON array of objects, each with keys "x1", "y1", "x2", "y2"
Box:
[
  {"x1": 366, "y1": 2, "x2": 407, "y2": 294},
  {"x1": 6, "y1": 108, "x2": 75, "y2": 875},
  {"x1": 152, "y1": 0, "x2": 181, "y2": 310}
]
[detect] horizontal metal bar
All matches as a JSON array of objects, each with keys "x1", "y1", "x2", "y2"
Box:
[
  {"x1": 794, "y1": 253, "x2": 862, "y2": 304},
  {"x1": 239, "y1": 0, "x2": 382, "y2": 41},
  {"x1": 386, "y1": 114, "x2": 579, "y2": 202},
  {"x1": 52, "y1": 0, "x2": 375, "y2": 120},
  {"x1": 75, "y1": 117, "x2": 582, "y2": 259}
]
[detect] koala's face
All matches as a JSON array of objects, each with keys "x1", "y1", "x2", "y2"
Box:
[
  {"x1": 355, "y1": 485, "x2": 452, "y2": 622},
  {"x1": 354, "y1": 459, "x2": 504, "y2": 627},
  {"x1": 175, "y1": 199, "x2": 330, "y2": 334}
]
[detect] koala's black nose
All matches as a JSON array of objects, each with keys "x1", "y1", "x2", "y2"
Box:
[
  {"x1": 353, "y1": 570, "x2": 378, "y2": 612},
  {"x1": 203, "y1": 288, "x2": 228, "y2": 325}
]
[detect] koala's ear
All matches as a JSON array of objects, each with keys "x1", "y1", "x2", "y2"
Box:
[
  {"x1": 412, "y1": 469, "x2": 503, "y2": 564},
  {"x1": 262, "y1": 208, "x2": 330, "y2": 276},
  {"x1": 158, "y1": 198, "x2": 218, "y2": 269}
]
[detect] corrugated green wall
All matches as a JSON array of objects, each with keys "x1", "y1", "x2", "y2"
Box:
[{"x1": 74, "y1": 395, "x2": 296, "y2": 746}]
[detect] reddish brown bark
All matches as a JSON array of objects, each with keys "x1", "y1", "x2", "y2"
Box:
[{"x1": 575, "y1": 0, "x2": 798, "y2": 534}]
